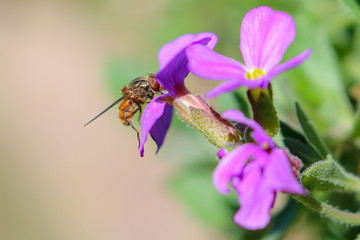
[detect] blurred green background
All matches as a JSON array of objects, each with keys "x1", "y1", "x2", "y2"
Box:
[{"x1": 0, "y1": 0, "x2": 359, "y2": 239}]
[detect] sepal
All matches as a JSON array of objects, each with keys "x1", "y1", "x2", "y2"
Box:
[
  {"x1": 301, "y1": 155, "x2": 360, "y2": 193},
  {"x1": 190, "y1": 107, "x2": 238, "y2": 148},
  {"x1": 247, "y1": 84, "x2": 279, "y2": 137}
]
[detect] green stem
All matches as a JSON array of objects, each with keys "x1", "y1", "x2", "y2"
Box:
[{"x1": 293, "y1": 194, "x2": 360, "y2": 226}]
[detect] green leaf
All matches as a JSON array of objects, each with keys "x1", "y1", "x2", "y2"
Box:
[
  {"x1": 351, "y1": 110, "x2": 360, "y2": 138},
  {"x1": 296, "y1": 103, "x2": 330, "y2": 158},
  {"x1": 283, "y1": 138, "x2": 322, "y2": 164},
  {"x1": 301, "y1": 155, "x2": 360, "y2": 193},
  {"x1": 280, "y1": 120, "x2": 307, "y2": 142}
]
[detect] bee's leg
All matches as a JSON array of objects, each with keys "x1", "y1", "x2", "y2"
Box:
[
  {"x1": 137, "y1": 105, "x2": 143, "y2": 122},
  {"x1": 132, "y1": 101, "x2": 143, "y2": 123},
  {"x1": 129, "y1": 107, "x2": 142, "y2": 147},
  {"x1": 137, "y1": 99, "x2": 151, "y2": 104},
  {"x1": 129, "y1": 123, "x2": 140, "y2": 148}
]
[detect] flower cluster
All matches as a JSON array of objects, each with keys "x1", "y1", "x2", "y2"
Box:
[
  {"x1": 214, "y1": 110, "x2": 305, "y2": 230},
  {"x1": 138, "y1": 5, "x2": 310, "y2": 230}
]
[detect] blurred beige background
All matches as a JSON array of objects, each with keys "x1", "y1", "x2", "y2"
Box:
[{"x1": 0, "y1": 1, "x2": 221, "y2": 239}]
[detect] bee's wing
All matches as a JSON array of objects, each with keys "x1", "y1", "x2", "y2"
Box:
[{"x1": 84, "y1": 95, "x2": 126, "y2": 126}]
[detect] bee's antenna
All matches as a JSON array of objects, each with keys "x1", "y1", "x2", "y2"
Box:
[{"x1": 84, "y1": 96, "x2": 125, "y2": 126}]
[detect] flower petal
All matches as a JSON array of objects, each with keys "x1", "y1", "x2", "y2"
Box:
[
  {"x1": 186, "y1": 45, "x2": 246, "y2": 80},
  {"x1": 233, "y1": 166, "x2": 275, "y2": 230},
  {"x1": 156, "y1": 33, "x2": 217, "y2": 97},
  {"x1": 213, "y1": 143, "x2": 258, "y2": 194},
  {"x1": 240, "y1": 6, "x2": 296, "y2": 71},
  {"x1": 139, "y1": 96, "x2": 173, "y2": 157},
  {"x1": 222, "y1": 109, "x2": 275, "y2": 148},
  {"x1": 158, "y1": 33, "x2": 217, "y2": 69},
  {"x1": 265, "y1": 148, "x2": 306, "y2": 195},
  {"x1": 203, "y1": 76, "x2": 267, "y2": 98},
  {"x1": 266, "y1": 49, "x2": 312, "y2": 83},
  {"x1": 204, "y1": 80, "x2": 245, "y2": 99}
]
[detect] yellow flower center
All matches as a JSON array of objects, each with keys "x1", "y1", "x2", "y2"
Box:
[
  {"x1": 261, "y1": 142, "x2": 269, "y2": 150},
  {"x1": 245, "y1": 68, "x2": 266, "y2": 80}
]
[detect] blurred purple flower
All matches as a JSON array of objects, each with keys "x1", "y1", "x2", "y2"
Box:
[
  {"x1": 186, "y1": 6, "x2": 312, "y2": 98},
  {"x1": 139, "y1": 33, "x2": 218, "y2": 157},
  {"x1": 213, "y1": 110, "x2": 305, "y2": 230}
]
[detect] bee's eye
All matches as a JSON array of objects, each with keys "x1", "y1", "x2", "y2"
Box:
[{"x1": 148, "y1": 75, "x2": 160, "y2": 91}]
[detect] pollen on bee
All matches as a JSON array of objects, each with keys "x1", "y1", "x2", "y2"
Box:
[{"x1": 245, "y1": 68, "x2": 266, "y2": 80}]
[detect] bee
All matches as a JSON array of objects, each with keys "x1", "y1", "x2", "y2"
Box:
[{"x1": 84, "y1": 74, "x2": 163, "y2": 145}]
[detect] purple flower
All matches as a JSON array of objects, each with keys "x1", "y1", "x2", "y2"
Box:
[
  {"x1": 186, "y1": 6, "x2": 312, "y2": 98},
  {"x1": 139, "y1": 33, "x2": 218, "y2": 157},
  {"x1": 213, "y1": 109, "x2": 305, "y2": 230}
]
